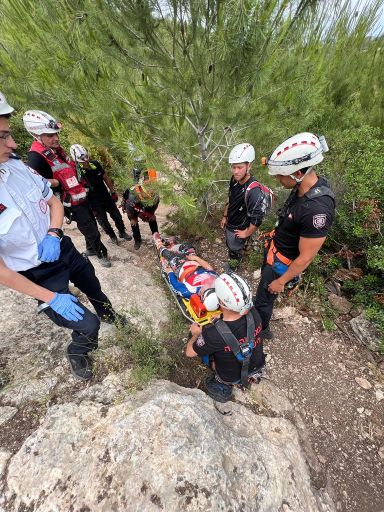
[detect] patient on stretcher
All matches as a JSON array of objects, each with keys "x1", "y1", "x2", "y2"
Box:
[{"x1": 154, "y1": 235, "x2": 219, "y2": 313}]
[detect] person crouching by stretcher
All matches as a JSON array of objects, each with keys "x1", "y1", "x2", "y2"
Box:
[
  {"x1": 121, "y1": 169, "x2": 160, "y2": 250},
  {"x1": 154, "y1": 236, "x2": 220, "y2": 314},
  {"x1": 185, "y1": 273, "x2": 265, "y2": 403}
]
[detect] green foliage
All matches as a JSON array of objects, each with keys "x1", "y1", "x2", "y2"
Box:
[
  {"x1": 367, "y1": 245, "x2": 384, "y2": 272},
  {"x1": 322, "y1": 125, "x2": 383, "y2": 253},
  {"x1": 247, "y1": 246, "x2": 264, "y2": 271},
  {"x1": 365, "y1": 305, "x2": 384, "y2": 353}
]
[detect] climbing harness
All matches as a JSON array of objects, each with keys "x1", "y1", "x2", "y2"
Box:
[{"x1": 213, "y1": 312, "x2": 257, "y2": 388}]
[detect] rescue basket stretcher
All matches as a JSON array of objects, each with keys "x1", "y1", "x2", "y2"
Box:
[{"x1": 154, "y1": 243, "x2": 221, "y2": 326}]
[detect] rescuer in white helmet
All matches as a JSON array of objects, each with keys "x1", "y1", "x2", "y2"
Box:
[
  {"x1": 23, "y1": 110, "x2": 112, "y2": 268},
  {"x1": 186, "y1": 272, "x2": 265, "y2": 402},
  {"x1": 254, "y1": 132, "x2": 335, "y2": 340},
  {"x1": 221, "y1": 143, "x2": 273, "y2": 271}
]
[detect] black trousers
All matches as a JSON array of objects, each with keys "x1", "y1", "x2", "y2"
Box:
[
  {"x1": 71, "y1": 201, "x2": 107, "y2": 258},
  {"x1": 253, "y1": 261, "x2": 279, "y2": 331},
  {"x1": 93, "y1": 196, "x2": 126, "y2": 239},
  {"x1": 127, "y1": 210, "x2": 159, "y2": 242},
  {"x1": 20, "y1": 236, "x2": 114, "y2": 355}
]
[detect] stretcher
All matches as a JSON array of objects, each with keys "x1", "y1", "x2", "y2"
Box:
[{"x1": 155, "y1": 242, "x2": 221, "y2": 326}]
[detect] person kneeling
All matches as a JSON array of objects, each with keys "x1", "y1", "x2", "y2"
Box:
[{"x1": 185, "y1": 273, "x2": 265, "y2": 403}]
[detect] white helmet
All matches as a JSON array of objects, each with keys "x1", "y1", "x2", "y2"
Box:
[
  {"x1": 201, "y1": 288, "x2": 219, "y2": 312},
  {"x1": 266, "y1": 132, "x2": 329, "y2": 176},
  {"x1": 70, "y1": 144, "x2": 89, "y2": 162},
  {"x1": 228, "y1": 143, "x2": 255, "y2": 164},
  {"x1": 0, "y1": 92, "x2": 14, "y2": 116},
  {"x1": 23, "y1": 110, "x2": 62, "y2": 136},
  {"x1": 215, "y1": 273, "x2": 253, "y2": 315}
]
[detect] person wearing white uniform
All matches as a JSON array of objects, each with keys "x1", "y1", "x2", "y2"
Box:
[{"x1": 0, "y1": 92, "x2": 125, "y2": 381}]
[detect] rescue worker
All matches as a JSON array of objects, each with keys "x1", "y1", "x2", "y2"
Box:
[
  {"x1": 23, "y1": 111, "x2": 111, "y2": 267},
  {"x1": 221, "y1": 143, "x2": 273, "y2": 270},
  {"x1": 69, "y1": 144, "x2": 132, "y2": 245},
  {"x1": 254, "y1": 132, "x2": 335, "y2": 339},
  {"x1": 122, "y1": 170, "x2": 160, "y2": 250},
  {"x1": 0, "y1": 92, "x2": 126, "y2": 381},
  {"x1": 186, "y1": 272, "x2": 265, "y2": 403}
]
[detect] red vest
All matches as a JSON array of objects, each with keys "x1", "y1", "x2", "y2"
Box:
[{"x1": 30, "y1": 141, "x2": 87, "y2": 206}]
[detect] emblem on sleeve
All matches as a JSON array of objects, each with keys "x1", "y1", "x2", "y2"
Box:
[
  {"x1": 39, "y1": 199, "x2": 47, "y2": 214},
  {"x1": 313, "y1": 214, "x2": 326, "y2": 229},
  {"x1": 196, "y1": 335, "x2": 205, "y2": 347}
]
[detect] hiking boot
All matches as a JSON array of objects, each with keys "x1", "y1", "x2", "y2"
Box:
[
  {"x1": 119, "y1": 231, "x2": 132, "y2": 241},
  {"x1": 261, "y1": 326, "x2": 274, "y2": 340},
  {"x1": 84, "y1": 249, "x2": 97, "y2": 257},
  {"x1": 66, "y1": 352, "x2": 93, "y2": 381},
  {"x1": 99, "y1": 257, "x2": 112, "y2": 268},
  {"x1": 110, "y1": 236, "x2": 119, "y2": 245},
  {"x1": 134, "y1": 240, "x2": 142, "y2": 250},
  {"x1": 205, "y1": 374, "x2": 233, "y2": 403}
]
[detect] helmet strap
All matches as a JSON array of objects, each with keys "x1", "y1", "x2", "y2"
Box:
[{"x1": 290, "y1": 167, "x2": 312, "y2": 184}]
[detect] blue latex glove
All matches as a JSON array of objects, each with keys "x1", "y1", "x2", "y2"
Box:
[
  {"x1": 48, "y1": 293, "x2": 84, "y2": 322},
  {"x1": 38, "y1": 234, "x2": 61, "y2": 263}
]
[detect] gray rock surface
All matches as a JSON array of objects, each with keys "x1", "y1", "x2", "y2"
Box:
[
  {"x1": 0, "y1": 406, "x2": 17, "y2": 426},
  {"x1": 350, "y1": 313, "x2": 382, "y2": 352},
  {"x1": 0, "y1": 450, "x2": 11, "y2": 478},
  {"x1": 4, "y1": 381, "x2": 334, "y2": 512},
  {"x1": 328, "y1": 293, "x2": 352, "y2": 315}
]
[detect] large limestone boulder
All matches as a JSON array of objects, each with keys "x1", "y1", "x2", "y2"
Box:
[{"x1": 3, "y1": 381, "x2": 334, "y2": 512}]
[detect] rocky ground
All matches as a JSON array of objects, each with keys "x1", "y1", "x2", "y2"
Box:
[{"x1": 0, "y1": 204, "x2": 383, "y2": 512}]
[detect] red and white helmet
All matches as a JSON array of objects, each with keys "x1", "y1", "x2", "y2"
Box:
[
  {"x1": 228, "y1": 143, "x2": 255, "y2": 164},
  {"x1": 0, "y1": 92, "x2": 14, "y2": 116},
  {"x1": 215, "y1": 273, "x2": 253, "y2": 315},
  {"x1": 70, "y1": 144, "x2": 89, "y2": 162},
  {"x1": 266, "y1": 132, "x2": 329, "y2": 176},
  {"x1": 23, "y1": 110, "x2": 62, "y2": 136}
]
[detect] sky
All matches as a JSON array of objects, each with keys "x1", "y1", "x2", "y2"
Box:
[{"x1": 350, "y1": 0, "x2": 384, "y2": 33}]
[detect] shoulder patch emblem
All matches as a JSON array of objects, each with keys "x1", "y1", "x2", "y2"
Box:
[
  {"x1": 39, "y1": 199, "x2": 47, "y2": 214},
  {"x1": 313, "y1": 214, "x2": 326, "y2": 229},
  {"x1": 195, "y1": 334, "x2": 205, "y2": 347},
  {"x1": 0, "y1": 203, "x2": 7, "y2": 215}
]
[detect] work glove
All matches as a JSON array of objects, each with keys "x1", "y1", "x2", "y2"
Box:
[
  {"x1": 48, "y1": 293, "x2": 85, "y2": 322},
  {"x1": 111, "y1": 192, "x2": 118, "y2": 203},
  {"x1": 38, "y1": 234, "x2": 61, "y2": 263}
]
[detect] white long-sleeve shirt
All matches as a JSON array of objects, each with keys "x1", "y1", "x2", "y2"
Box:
[{"x1": 0, "y1": 157, "x2": 53, "y2": 271}]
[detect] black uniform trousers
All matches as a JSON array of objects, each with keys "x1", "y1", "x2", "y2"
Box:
[
  {"x1": 127, "y1": 207, "x2": 159, "y2": 243},
  {"x1": 92, "y1": 195, "x2": 126, "y2": 239},
  {"x1": 19, "y1": 236, "x2": 114, "y2": 356},
  {"x1": 253, "y1": 256, "x2": 279, "y2": 331},
  {"x1": 71, "y1": 201, "x2": 108, "y2": 258}
]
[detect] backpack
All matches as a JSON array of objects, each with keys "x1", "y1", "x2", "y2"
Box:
[{"x1": 245, "y1": 180, "x2": 274, "y2": 215}]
